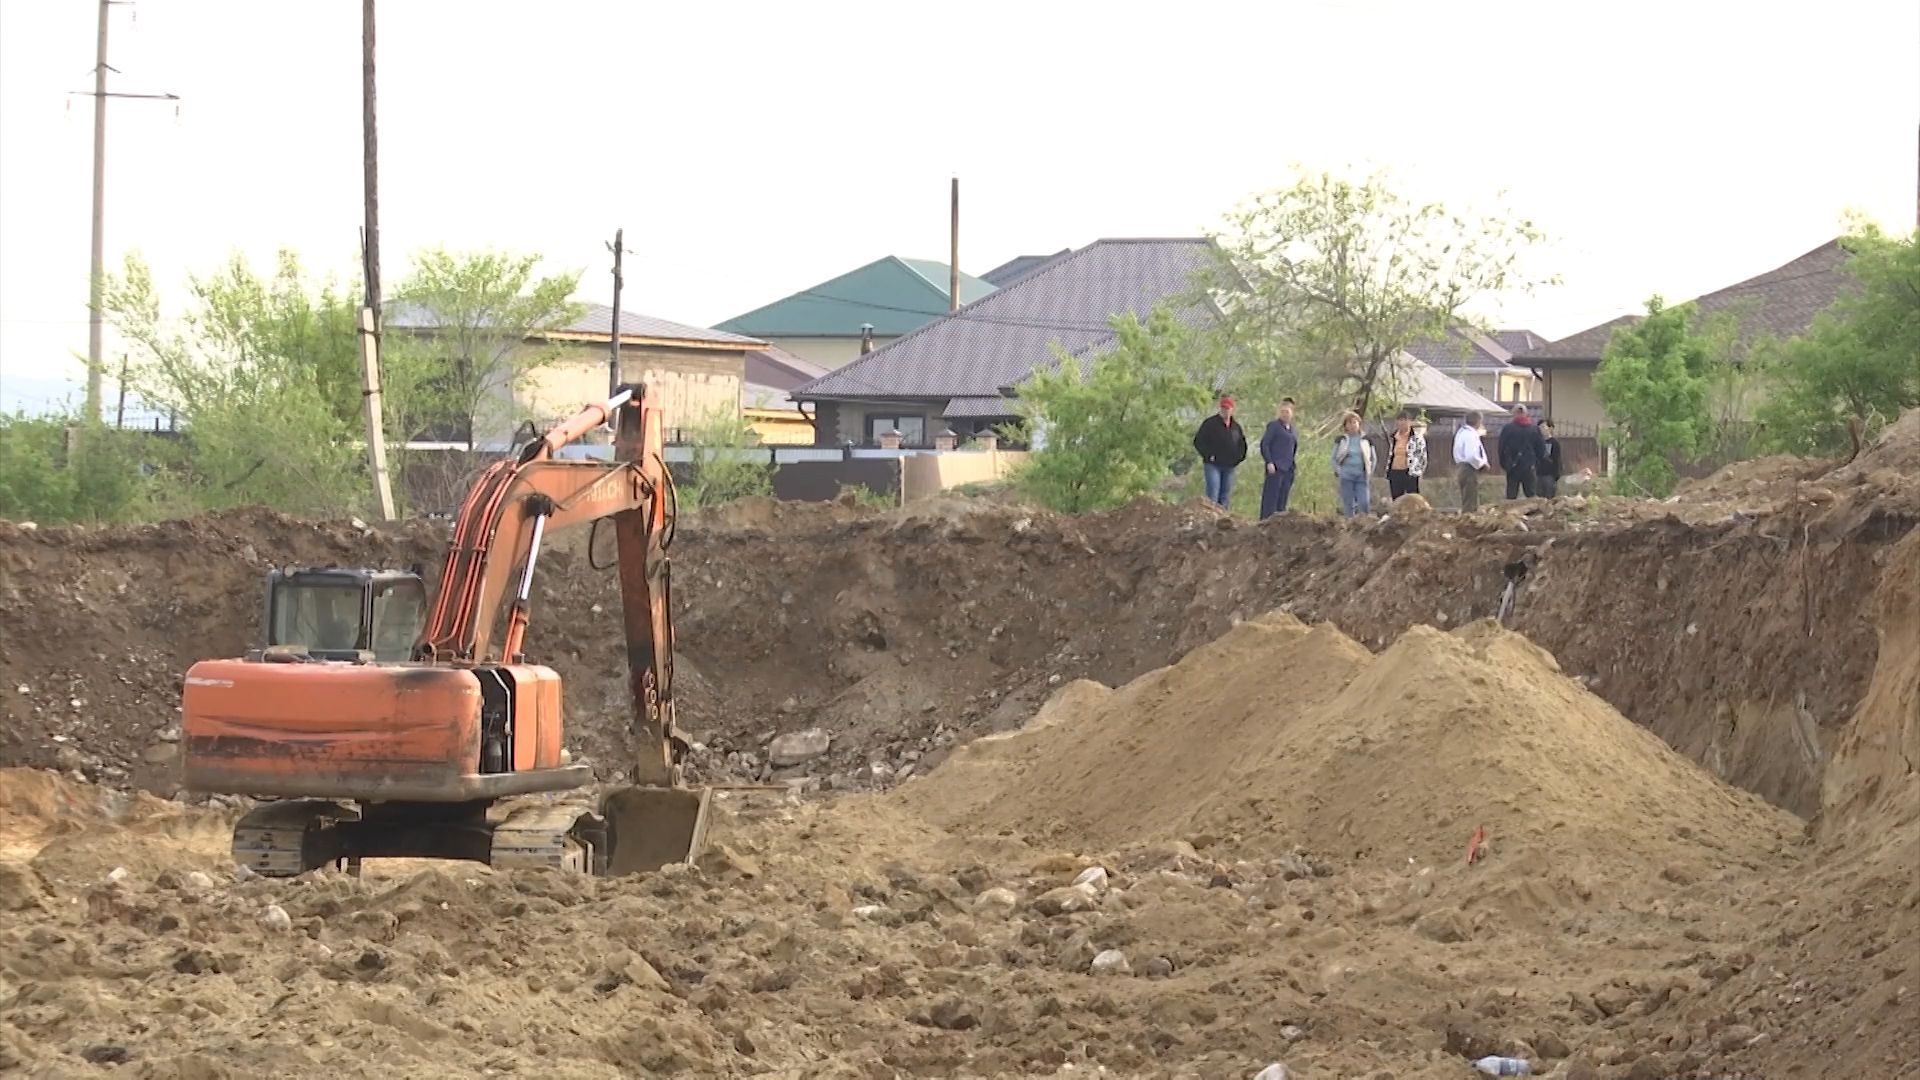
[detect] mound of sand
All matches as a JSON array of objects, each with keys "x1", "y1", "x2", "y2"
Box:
[{"x1": 903, "y1": 615, "x2": 1800, "y2": 876}]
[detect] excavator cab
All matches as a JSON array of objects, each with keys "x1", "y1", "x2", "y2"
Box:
[{"x1": 260, "y1": 569, "x2": 427, "y2": 663}]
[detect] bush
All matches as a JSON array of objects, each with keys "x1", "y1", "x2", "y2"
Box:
[
  {"x1": 681, "y1": 408, "x2": 773, "y2": 509},
  {"x1": 0, "y1": 415, "x2": 156, "y2": 524}
]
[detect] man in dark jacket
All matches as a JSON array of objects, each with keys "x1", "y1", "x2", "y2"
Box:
[
  {"x1": 1258, "y1": 398, "x2": 1299, "y2": 519},
  {"x1": 1193, "y1": 395, "x2": 1248, "y2": 508},
  {"x1": 1497, "y1": 405, "x2": 1547, "y2": 499},
  {"x1": 1537, "y1": 420, "x2": 1564, "y2": 498}
]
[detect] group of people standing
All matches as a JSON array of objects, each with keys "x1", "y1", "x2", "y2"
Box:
[{"x1": 1191, "y1": 398, "x2": 1565, "y2": 519}]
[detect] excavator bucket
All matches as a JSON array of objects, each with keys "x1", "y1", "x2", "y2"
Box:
[{"x1": 598, "y1": 785, "x2": 712, "y2": 875}]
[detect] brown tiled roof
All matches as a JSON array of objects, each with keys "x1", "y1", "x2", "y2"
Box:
[{"x1": 1517, "y1": 240, "x2": 1853, "y2": 367}]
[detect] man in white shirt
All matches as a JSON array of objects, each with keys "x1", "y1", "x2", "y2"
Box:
[{"x1": 1453, "y1": 411, "x2": 1489, "y2": 512}]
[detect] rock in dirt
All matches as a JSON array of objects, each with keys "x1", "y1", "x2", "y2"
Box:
[
  {"x1": 259, "y1": 904, "x2": 292, "y2": 932},
  {"x1": 1090, "y1": 949, "x2": 1131, "y2": 976},
  {"x1": 1031, "y1": 882, "x2": 1100, "y2": 916},
  {"x1": 1414, "y1": 907, "x2": 1472, "y2": 944},
  {"x1": 0, "y1": 862, "x2": 51, "y2": 912},
  {"x1": 1252, "y1": 1064, "x2": 1292, "y2": 1080},
  {"x1": 1141, "y1": 956, "x2": 1174, "y2": 978},
  {"x1": 768, "y1": 728, "x2": 831, "y2": 767},
  {"x1": 1072, "y1": 865, "x2": 1110, "y2": 892},
  {"x1": 928, "y1": 997, "x2": 979, "y2": 1031},
  {"x1": 972, "y1": 887, "x2": 1019, "y2": 920}
]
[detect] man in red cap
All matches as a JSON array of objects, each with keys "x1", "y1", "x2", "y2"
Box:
[{"x1": 1193, "y1": 394, "x2": 1248, "y2": 508}]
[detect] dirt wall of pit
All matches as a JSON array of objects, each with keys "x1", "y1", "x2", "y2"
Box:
[{"x1": 1, "y1": 456, "x2": 1914, "y2": 818}]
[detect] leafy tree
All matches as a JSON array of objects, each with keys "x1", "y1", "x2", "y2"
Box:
[
  {"x1": 1199, "y1": 170, "x2": 1546, "y2": 418},
  {"x1": 681, "y1": 406, "x2": 773, "y2": 509},
  {"x1": 0, "y1": 413, "x2": 158, "y2": 525},
  {"x1": 389, "y1": 249, "x2": 582, "y2": 447},
  {"x1": 1593, "y1": 297, "x2": 1714, "y2": 497},
  {"x1": 1755, "y1": 226, "x2": 1920, "y2": 454},
  {"x1": 102, "y1": 252, "x2": 370, "y2": 515},
  {"x1": 1012, "y1": 307, "x2": 1216, "y2": 512}
]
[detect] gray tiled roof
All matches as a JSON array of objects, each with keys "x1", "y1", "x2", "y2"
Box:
[
  {"x1": 1517, "y1": 240, "x2": 1852, "y2": 367},
  {"x1": 560, "y1": 304, "x2": 764, "y2": 346},
  {"x1": 386, "y1": 300, "x2": 764, "y2": 348},
  {"x1": 745, "y1": 345, "x2": 828, "y2": 391},
  {"x1": 1492, "y1": 328, "x2": 1549, "y2": 355},
  {"x1": 1404, "y1": 326, "x2": 1526, "y2": 374},
  {"x1": 942, "y1": 396, "x2": 1015, "y2": 419},
  {"x1": 980, "y1": 250, "x2": 1072, "y2": 287},
  {"x1": 1393, "y1": 355, "x2": 1506, "y2": 416},
  {"x1": 793, "y1": 238, "x2": 1218, "y2": 403}
]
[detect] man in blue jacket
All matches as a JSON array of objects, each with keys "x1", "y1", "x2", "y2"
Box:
[{"x1": 1258, "y1": 398, "x2": 1299, "y2": 519}]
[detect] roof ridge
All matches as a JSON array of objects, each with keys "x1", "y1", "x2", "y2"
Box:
[
  {"x1": 715, "y1": 254, "x2": 901, "y2": 329},
  {"x1": 886, "y1": 255, "x2": 959, "y2": 308}
]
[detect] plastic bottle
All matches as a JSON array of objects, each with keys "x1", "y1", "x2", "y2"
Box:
[{"x1": 1471, "y1": 1057, "x2": 1532, "y2": 1076}]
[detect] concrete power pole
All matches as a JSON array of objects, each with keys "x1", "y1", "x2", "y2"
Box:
[
  {"x1": 357, "y1": 0, "x2": 396, "y2": 520},
  {"x1": 949, "y1": 177, "x2": 960, "y2": 313},
  {"x1": 82, "y1": 0, "x2": 176, "y2": 424}
]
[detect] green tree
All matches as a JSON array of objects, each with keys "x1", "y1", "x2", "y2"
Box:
[
  {"x1": 681, "y1": 407, "x2": 773, "y2": 509},
  {"x1": 102, "y1": 252, "x2": 369, "y2": 515},
  {"x1": 0, "y1": 412, "x2": 161, "y2": 525},
  {"x1": 1593, "y1": 297, "x2": 1714, "y2": 497},
  {"x1": 389, "y1": 249, "x2": 582, "y2": 447},
  {"x1": 1199, "y1": 170, "x2": 1546, "y2": 418},
  {"x1": 1755, "y1": 226, "x2": 1920, "y2": 454},
  {"x1": 1012, "y1": 307, "x2": 1215, "y2": 512}
]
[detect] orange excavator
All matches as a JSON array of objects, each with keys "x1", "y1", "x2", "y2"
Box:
[{"x1": 180, "y1": 384, "x2": 710, "y2": 877}]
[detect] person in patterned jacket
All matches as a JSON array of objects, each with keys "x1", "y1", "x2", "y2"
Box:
[{"x1": 1385, "y1": 409, "x2": 1427, "y2": 500}]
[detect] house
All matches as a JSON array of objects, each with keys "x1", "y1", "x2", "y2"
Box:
[
  {"x1": 388, "y1": 302, "x2": 766, "y2": 450},
  {"x1": 1389, "y1": 354, "x2": 1507, "y2": 419},
  {"x1": 1404, "y1": 326, "x2": 1544, "y2": 407},
  {"x1": 1515, "y1": 240, "x2": 1854, "y2": 431},
  {"x1": 714, "y1": 256, "x2": 997, "y2": 370},
  {"x1": 792, "y1": 238, "x2": 1219, "y2": 446}
]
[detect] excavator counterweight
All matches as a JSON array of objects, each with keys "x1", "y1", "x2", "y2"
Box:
[{"x1": 180, "y1": 384, "x2": 707, "y2": 877}]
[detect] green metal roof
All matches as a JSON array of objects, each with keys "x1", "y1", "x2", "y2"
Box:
[{"x1": 715, "y1": 255, "x2": 996, "y2": 338}]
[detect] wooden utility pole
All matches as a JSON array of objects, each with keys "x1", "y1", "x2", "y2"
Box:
[
  {"x1": 362, "y1": 0, "x2": 381, "y2": 316},
  {"x1": 608, "y1": 228, "x2": 626, "y2": 395},
  {"x1": 80, "y1": 0, "x2": 176, "y2": 426},
  {"x1": 358, "y1": 0, "x2": 396, "y2": 521},
  {"x1": 114, "y1": 356, "x2": 128, "y2": 428},
  {"x1": 949, "y1": 177, "x2": 961, "y2": 313}
]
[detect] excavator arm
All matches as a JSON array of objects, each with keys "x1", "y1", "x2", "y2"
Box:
[{"x1": 415, "y1": 383, "x2": 679, "y2": 784}]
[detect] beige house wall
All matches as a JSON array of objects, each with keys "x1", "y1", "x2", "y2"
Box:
[
  {"x1": 476, "y1": 342, "x2": 747, "y2": 448},
  {"x1": 1544, "y1": 367, "x2": 1606, "y2": 430},
  {"x1": 900, "y1": 449, "x2": 1031, "y2": 502},
  {"x1": 764, "y1": 335, "x2": 900, "y2": 370}
]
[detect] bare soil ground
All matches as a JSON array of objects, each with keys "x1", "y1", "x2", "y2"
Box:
[{"x1": 0, "y1": 424, "x2": 1916, "y2": 1077}]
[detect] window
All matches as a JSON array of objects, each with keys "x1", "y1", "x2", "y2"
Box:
[
  {"x1": 866, "y1": 415, "x2": 926, "y2": 444},
  {"x1": 271, "y1": 583, "x2": 364, "y2": 654},
  {"x1": 371, "y1": 579, "x2": 427, "y2": 662}
]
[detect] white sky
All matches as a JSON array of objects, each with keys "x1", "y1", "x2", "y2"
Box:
[{"x1": 2, "y1": 0, "x2": 1917, "y2": 410}]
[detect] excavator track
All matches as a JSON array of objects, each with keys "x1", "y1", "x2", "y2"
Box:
[
  {"x1": 229, "y1": 798, "x2": 611, "y2": 877},
  {"x1": 232, "y1": 799, "x2": 359, "y2": 878},
  {"x1": 487, "y1": 802, "x2": 603, "y2": 874}
]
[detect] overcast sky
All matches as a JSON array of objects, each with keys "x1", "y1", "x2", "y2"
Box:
[{"x1": 2, "y1": 0, "x2": 1917, "y2": 411}]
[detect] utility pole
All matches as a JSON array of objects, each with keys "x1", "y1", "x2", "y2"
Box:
[
  {"x1": 949, "y1": 177, "x2": 961, "y2": 313},
  {"x1": 114, "y1": 356, "x2": 128, "y2": 428},
  {"x1": 81, "y1": 0, "x2": 177, "y2": 424},
  {"x1": 607, "y1": 228, "x2": 627, "y2": 396},
  {"x1": 357, "y1": 0, "x2": 396, "y2": 521}
]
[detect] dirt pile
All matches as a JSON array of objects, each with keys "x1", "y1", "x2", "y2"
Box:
[
  {"x1": 905, "y1": 615, "x2": 1799, "y2": 883},
  {"x1": 1819, "y1": 527, "x2": 1920, "y2": 834}
]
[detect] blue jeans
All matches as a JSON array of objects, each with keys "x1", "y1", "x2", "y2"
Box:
[
  {"x1": 1338, "y1": 475, "x2": 1371, "y2": 517},
  {"x1": 1203, "y1": 462, "x2": 1236, "y2": 507},
  {"x1": 1259, "y1": 469, "x2": 1294, "y2": 519}
]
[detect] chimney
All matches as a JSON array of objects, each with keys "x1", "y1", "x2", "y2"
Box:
[{"x1": 860, "y1": 323, "x2": 875, "y2": 354}]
